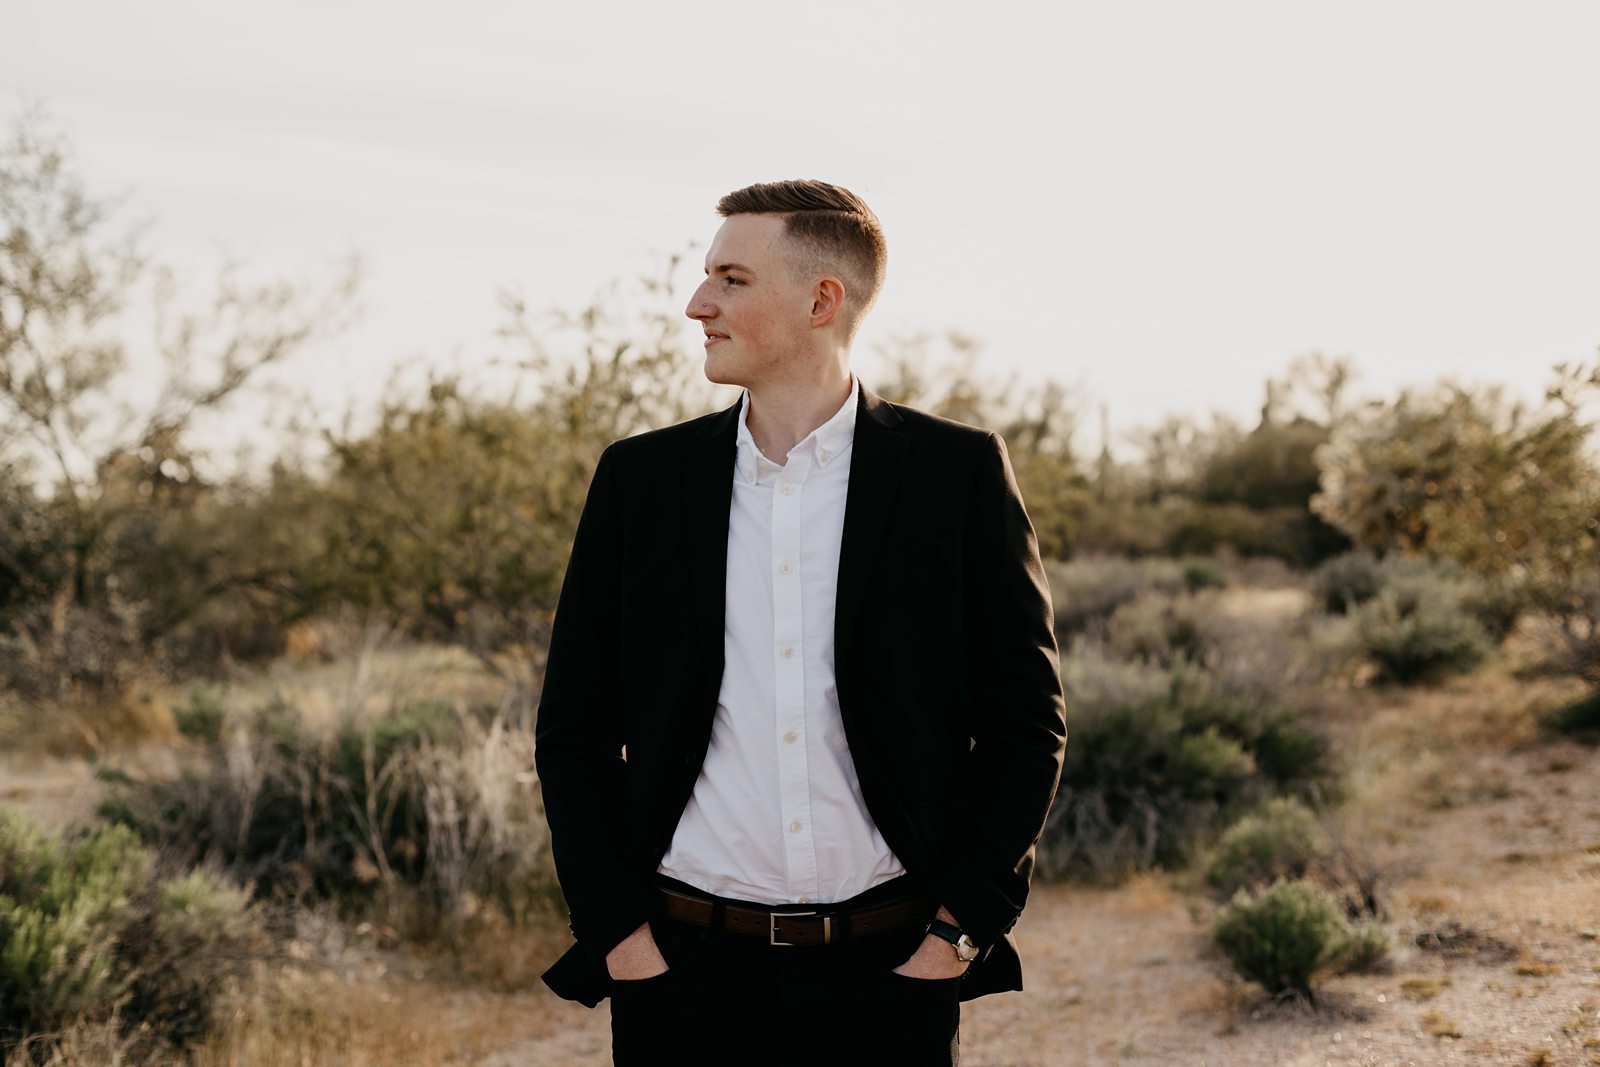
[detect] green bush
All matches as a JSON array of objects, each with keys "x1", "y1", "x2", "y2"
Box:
[
  {"x1": 173, "y1": 684, "x2": 227, "y2": 743},
  {"x1": 1037, "y1": 652, "x2": 1331, "y2": 882},
  {"x1": 1333, "y1": 919, "x2": 1395, "y2": 975},
  {"x1": 1311, "y1": 552, "x2": 1523, "y2": 647},
  {"x1": 1354, "y1": 575, "x2": 1493, "y2": 684},
  {"x1": 1212, "y1": 878, "x2": 1387, "y2": 1001},
  {"x1": 1205, "y1": 797, "x2": 1327, "y2": 897},
  {"x1": 0, "y1": 807, "x2": 259, "y2": 1056},
  {"x1": 1183, "y1": 558, "x2": 1229, "y2": 593},
  {"x1": 1162, "y1": 501, "x2": 1276, "y2": 559},
  {"x1": 1308, "y1": 551, "x2": 1386, "y2": 614}
]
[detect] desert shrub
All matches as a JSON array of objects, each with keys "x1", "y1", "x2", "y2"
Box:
[
  {"x1": 1333, "y1": 919, "x2": 1395, "y2": 975},
  {"x1": 173, "y1": 684, "x2": 227, "y2": 743},
  {"x1": 1353, "y1": 574, "x2": 1493, "y2": 684},
  {"x1": 1037, "y1": 649, "x2": 1331, "y2": 882},
  {"x1": 1308, "y1": 551, "x2": 1386, "y2": 614},
  {"x1": 0, "y1": 807, "x2": 259, "y2": 1057},
  {"x1": 1045, "y1": 556, "x2": 1188, "y2": 639},
  {"x1": 1543, "y1": 691, "x2": 1600, "y2": 744},
  {"x1": 1071, "y1": 498, "x2": 1172, "y2": 557},
  {"x1": 1311, "y1": 551, "x2": 1523, "y2": 644},
  {"x1": 1104, "y1": 590, "x2": 1213, "y2": 668},
  {"x1": 98, "y1": 693, "x2": 552, "y2": 937},
  {"x1": 1212, "y1": 878, "x2": 1388, "y2": 1002},
  {"x1": 1183, "y1": 558, "x2": 1229, "y2": 592},
  {"x1": 1455, "y1": 575, "x2": 1527, "y2": 644},
  {"x1": 1162, "y1": 501, "x2": 1275, "y2": 558},
  {"x1": 1195, "y1": 597, "x2": 1331, "y2": 697},
  {"x1": 1205, "y1": 797, "x2": 1327, "y2": 897}
]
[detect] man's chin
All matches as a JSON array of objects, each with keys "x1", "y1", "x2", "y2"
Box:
[{"x1": 702, "y1": 361, "x2": 747, "y2": 390}]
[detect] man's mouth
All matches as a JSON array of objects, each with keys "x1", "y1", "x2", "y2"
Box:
[{"x1": 704, "y1": 331, "x2": 729, "y2": 347}]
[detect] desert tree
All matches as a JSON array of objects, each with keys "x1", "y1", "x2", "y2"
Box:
[{"x1": 0, "y1": 103, "x2": 360, "y2": 704}]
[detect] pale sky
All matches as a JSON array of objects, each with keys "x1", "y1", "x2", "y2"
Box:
[{"x1": 7, "y1": 0, "x2": 1599, "y2": 466}]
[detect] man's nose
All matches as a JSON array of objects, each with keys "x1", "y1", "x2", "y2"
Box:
[{"x1": 685, "y1": 282, "x2": 713, "y2": 321}]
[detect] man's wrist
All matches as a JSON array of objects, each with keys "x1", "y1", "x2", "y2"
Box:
[{"x1": 927, "y1": 906, "x2": 980, "y2": 964}]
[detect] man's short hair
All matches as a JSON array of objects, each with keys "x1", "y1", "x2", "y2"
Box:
[{"x1": 717, "y1": 179, "x2": 887, "y2": 328}]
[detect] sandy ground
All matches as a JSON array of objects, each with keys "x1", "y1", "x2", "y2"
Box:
[{"x1": 477, "y1": 722, "x2": 1600, "y2": 1066}]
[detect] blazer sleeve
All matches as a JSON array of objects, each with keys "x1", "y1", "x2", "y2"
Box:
[
  {"x1": 533, "y1": 443, "x2": 654, "y2": 960},
  {"x1": 936, "y1": 430, "x2": 1068, "y2": 950}
]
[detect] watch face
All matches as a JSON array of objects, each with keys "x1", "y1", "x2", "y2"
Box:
[{"x1": 956, "y1": 935, "x2": 979, "y2": 962}]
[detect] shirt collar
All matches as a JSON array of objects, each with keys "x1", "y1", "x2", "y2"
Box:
[{"x1": 734, "y1": 371, "x2": 860, "y2": 484}]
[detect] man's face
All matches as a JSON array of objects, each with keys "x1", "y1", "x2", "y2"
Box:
[{"x1": 685, "y1": 214, "x2": 813, "y2": 389}]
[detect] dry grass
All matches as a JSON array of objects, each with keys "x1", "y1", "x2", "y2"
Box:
[{"x1": 1399, "y1": 976, "x2": 1451, "y2": 1000}]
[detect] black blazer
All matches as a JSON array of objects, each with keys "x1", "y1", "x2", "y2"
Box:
[{"x1": 534, "y1": 381, "x2": 1067, "y2": 1007}]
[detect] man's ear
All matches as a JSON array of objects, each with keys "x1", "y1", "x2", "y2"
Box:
[{"x1": 810, "y1": 276, "x2": 846, "y2": 330}]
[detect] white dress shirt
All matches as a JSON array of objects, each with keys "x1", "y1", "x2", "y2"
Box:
[{"x1": 656, "y1": 371, "x2": 908, "y2": 905}]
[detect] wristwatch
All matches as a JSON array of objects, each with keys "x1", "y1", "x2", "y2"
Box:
[{"x1": 925, "y1": 919, "x2": 980, "y2": 962}]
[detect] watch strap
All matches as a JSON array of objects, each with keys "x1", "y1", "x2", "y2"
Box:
[{"x1": 925, "y1": 918, "x2": 979, "y2": 961}]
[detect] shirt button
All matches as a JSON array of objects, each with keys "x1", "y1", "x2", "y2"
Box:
[
  {"x1": 819, "y1": 449, "x2": 831, "y2": 463},
  {"x1": 781, "y1": 483, "x2": 794, "y2": 495},
  {"x1": 783, "y1": 730, "x2": 797, "y2": 744},
  {"x1": 781, "y1": 646, "x2": 794, "y2": 659},
  {"x1": 779, "y1": 561, "x2": 792, "y2": 574},
  {"x1": 798, "y1": 897, "x2": 810, "y2": 904},
  {"x1": 789, "y1": 820, "x2": 802, "y2": 833}
]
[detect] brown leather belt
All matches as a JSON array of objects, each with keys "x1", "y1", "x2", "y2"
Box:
[{"x1": 656, "y1": 885, "x2": 935, "y2": 947}]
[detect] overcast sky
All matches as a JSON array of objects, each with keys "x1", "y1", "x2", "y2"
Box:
[{"x1": 7, "y1": 0, "x2": 1598, "y2": 463}]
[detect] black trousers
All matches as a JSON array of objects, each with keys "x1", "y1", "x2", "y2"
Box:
[{"x1": 608, "y1": 874, "x2": 961, "y2": 1066}]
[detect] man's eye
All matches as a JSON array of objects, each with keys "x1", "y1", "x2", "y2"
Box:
[{"x1": 723, "y1": 277, "x2": 743, "y2": 287}]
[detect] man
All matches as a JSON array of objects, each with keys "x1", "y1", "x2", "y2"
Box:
[{"x1": 534, "y1": 180, "x2": 1067, "y2": 1066}]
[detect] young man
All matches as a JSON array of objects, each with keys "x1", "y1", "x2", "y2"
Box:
[{"x1": 535, "y1": 180, "x2": 1067, "y2": 1065}]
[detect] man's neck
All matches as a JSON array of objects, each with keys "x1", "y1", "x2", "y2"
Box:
[{"x1": 744, "y1": 369, "x2": 854, "y2": 465}]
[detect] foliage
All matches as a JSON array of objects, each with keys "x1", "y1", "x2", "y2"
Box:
[
  {"x1": 1212, "y1": 878, "x2": 1389, "y2": 1001},
  {"x1": 1104, "y1": 590, "x2": 1212, "y2": 669},
  {"x1": 1543, "y1": 690, "x2": 1600, "y2": 744},
  {"x1": 1352, "y1": 572, "x2": 1493, "y2": 684},
  {"x1": 1311, "y1": 550, "x2": 1524, "y2": 646},
  {"x1": 1333, "y1": 920, "x2": 1395, "y2": 975},
  {"x1": 1311, "y1": 375, "x2": 1600, "y2": 591},
  {"x1": 98, "y1": 693, "x2": 552, "y2": 938},
  {"x1": 1204, "y1": 797, "x2": 1327, "y2": 898},
  {"x1": 1044, "y1": 555, "x2": 1191, "y2": 639},
  {"x1": 1037, "y1": 650, "x2": 1330, "y2": 882},
  {"x1": 1197, "y1": 418, "x2": 1328, "y2": 511},
  {"x1": 1183, "y1": 559, "x2": 1229, "y2": 592},
  {"x1": 172, "y1": 684, "x2": 227, "y2": 743},
  {"x1": 0, "y1": 105, "x2": 359, "y2": 705},
  {"x1": 0, "y1": 807, "x2": 259, "y2": 1056},
  {"x1": 1307, "y1": 551, "x2": 1386, "y2": 614}
]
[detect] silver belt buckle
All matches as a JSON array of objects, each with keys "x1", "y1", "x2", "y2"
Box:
[{"x1": 769, "y1": 909, "x2": 831, "y2": 946}]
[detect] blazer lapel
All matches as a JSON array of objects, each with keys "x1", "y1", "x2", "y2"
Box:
[
  {"x1": 834, "y1": 383, "x2": 907, "y2": 666},
  {"x1": 689, "y1": 393, "x2": 741, "y2": 691},
  {"x1": 687, "y1": 380, "x2": 908, "y2": 682}
]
